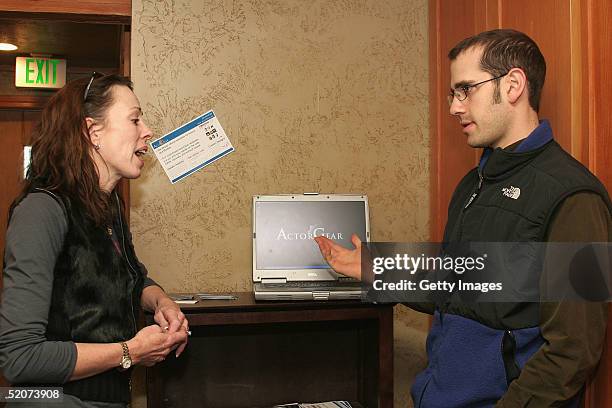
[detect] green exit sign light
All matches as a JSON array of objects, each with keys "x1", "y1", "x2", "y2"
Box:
[{"x1": 15, "y1": 57, "x2": 67, "y2": 89}]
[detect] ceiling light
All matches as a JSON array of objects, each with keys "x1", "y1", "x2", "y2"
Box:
[{"x1": 0, "y1": 43, "x2": 18, "y2": 51}]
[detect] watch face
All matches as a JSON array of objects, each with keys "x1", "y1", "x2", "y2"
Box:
[{"x1": 121, "y1": 358, "x2": 132, "y2": 369}]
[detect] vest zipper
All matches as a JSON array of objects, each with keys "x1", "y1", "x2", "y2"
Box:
[
  {"x1": 115, "y1": 193, "x2": 138, "y2": 335},
  {"x1": 457, "y1": 170, "x2": 484, "y2": 241},
  {"x1": 464, "y1": 170, "x2": 484, "y2": 209}
]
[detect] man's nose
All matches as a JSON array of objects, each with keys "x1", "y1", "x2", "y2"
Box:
[{"x1": 449, "y1": 96, "x2": 466, "y2": 116}]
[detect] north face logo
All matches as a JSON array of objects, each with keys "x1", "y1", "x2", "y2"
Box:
[{"x1": 502, "y1": 186, "x2": 521, "y2": 200}]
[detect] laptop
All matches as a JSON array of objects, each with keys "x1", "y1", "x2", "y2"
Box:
[{"x1": 253, "y1": 193, "x2": 369, "y2": 301}]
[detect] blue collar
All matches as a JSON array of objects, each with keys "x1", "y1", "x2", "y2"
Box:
[{"x1": 478, "y1": 120, "x2": 553, "y2": 171}]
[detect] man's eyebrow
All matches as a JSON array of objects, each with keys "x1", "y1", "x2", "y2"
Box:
[{"x1": 452, "y1": 80, "x2": 475, "y2": 89}]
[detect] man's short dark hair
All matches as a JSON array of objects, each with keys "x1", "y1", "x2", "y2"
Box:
[{"x1": 448, "y1": 29, "x2": 546, "y2": 112}]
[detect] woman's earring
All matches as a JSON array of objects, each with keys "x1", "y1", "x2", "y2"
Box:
[{"x1": 94, "y1": 143, "x2": 100, "y2": 151}]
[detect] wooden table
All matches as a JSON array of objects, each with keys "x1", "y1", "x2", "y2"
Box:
[{"x1": 146, "y1": 292, "x2": 393, "y2": 408}]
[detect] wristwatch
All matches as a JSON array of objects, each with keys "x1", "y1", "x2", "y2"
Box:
[{"x1": 119, "y1": 342, "x2": 132, "y2": 370}]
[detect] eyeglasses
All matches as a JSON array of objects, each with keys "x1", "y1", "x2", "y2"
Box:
[
  {"x1": 83, "y1": 71, "x2": 103, "y2": 101},
  {"x1": 447, "y1": 72, "x2": 508, "y2": 105}
]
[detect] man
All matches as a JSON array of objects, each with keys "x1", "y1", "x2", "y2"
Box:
[{"x1": 315, "y1": 29, "x2": 611, "y2": 407}]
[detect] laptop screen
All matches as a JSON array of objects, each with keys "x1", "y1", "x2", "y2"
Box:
[{"x1": 254, "y1": 197, "x2": 368, "y2": 272}]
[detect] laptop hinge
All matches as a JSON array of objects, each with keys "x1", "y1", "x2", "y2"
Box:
[
  {"x1": 313, "y1": 291, "x2": 330, "y2": 300},
  {"x1": 261, "y1": 278, "x2": 287, "y2": 284}
]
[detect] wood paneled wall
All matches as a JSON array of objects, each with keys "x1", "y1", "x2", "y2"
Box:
[
  {"x1": 0, "y1": 110, "x2": 39, "y2": 288},
  {"x1": 429, "y1": 0, "x2": 611, "y2": 405},
  {"x1": 583, "y1": 2, "x2": 612, "y2": 406},
  {"x1": 0, "y1": 0, "x2": 131, "y2": 17}
]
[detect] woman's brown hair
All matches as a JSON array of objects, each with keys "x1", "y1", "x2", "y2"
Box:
[{"x1": 19, "y1": 73, "x2": 133, "y2": 226}]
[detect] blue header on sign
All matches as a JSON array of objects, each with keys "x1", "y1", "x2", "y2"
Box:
[{"x1": 151, "y1": 110, "x2": 216, "y2": 149}]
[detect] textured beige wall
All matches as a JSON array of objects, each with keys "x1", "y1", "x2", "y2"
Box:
[{"x1": 131, "y1": 0, "x2": 429, "y2": 406}]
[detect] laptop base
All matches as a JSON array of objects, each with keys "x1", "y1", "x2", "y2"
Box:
[{"x1": 254, "y1": 282, "x2": 362, "y2": 301}]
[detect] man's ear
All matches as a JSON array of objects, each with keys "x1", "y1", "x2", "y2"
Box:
[{"x1": 505, "y1": 67, "x2": 528, "y2": 105}]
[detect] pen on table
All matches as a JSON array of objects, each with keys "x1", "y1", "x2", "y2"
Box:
[{"x1": 195, "y1": 293, "x2": 238, "y2": 300}]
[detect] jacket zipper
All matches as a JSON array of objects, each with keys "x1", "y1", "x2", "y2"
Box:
[
  {"x1": 115, "y1": 192, "x2": 138, "y2": 335},
  {"x1": 457, "y1": 170, "x2": 484, "y2": 241},
  {"x1": 501, "y1": 329, "x2": 522, "y2": 385},
  {"x1": 464, "y1": 169, "x2": 484, "y2": 209},
  {"x1": 416, "y1": 376, "x2": 432, "y2": 408}
]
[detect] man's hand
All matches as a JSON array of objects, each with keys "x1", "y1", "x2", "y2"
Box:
[
  {"x1": 154, "y1": 296, "x2": 189, "y2": 357},
  {"x1": 314, "y1": 233, "x2": 363, "y2": 280}
]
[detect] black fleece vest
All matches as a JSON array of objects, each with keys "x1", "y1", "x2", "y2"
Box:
[
  {"x1": 37, "y1": 190, "x2": 144, "y2": 403},
  {"x1": 441, "y1": 140, "x2": 612, "y2": 329}
]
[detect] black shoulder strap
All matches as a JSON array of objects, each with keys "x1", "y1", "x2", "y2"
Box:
[{"x1": 32, "y1": 188, "x2": 68, "y2": 219}]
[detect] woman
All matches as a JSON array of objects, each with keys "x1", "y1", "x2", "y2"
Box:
[{"x1": 0, "y1": 74, "x2": 189, "y2": 407}]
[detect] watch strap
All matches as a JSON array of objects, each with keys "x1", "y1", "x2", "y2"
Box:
[{"x1": 120, "y1": 341, "x2": 131, "y2": 365}]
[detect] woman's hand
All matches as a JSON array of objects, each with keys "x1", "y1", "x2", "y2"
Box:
[
  {"x1": 153, "y1": 296, "x2": 189, "y2": 357},
  {"x1": 142, "y1": 286, "x2": 190, "y2": 358},
  {"x1": 126, "y1": 324, "x2": 188, "y2": 367}
]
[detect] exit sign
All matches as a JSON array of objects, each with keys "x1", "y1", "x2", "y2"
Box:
[{"x1": 15, "y1": 57, "x2": 66, "y2": 89}]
